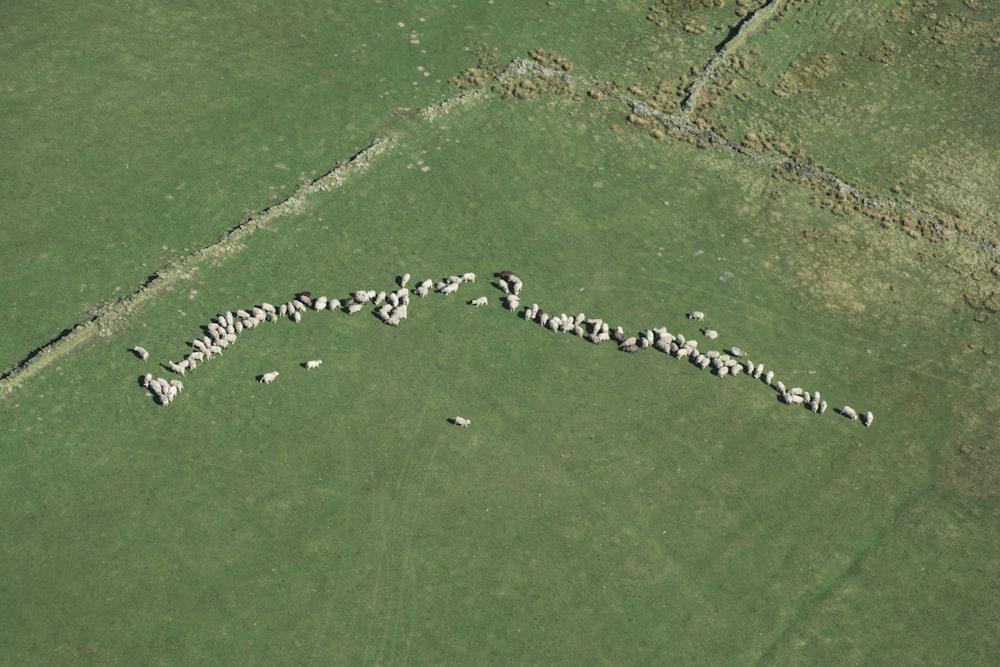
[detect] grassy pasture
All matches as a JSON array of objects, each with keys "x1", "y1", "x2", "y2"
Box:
[
  {"x1": 705, "y1": 0, "x2": 1000, "y2": 228},
  {"x1": 2, "y1": 2, "x2": 1000, "y2": 665}
]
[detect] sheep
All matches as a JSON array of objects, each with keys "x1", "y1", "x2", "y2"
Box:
[
  {"x1": 373, "y1": 291, "x2": 386, "y2": 305},
  {"x1": 509, "y1": 277, "x2": 523, "y2": 295},
  {"x1": 461, "y1": 272, "x2": 476, "y2": 283},
  {"x1": 702, "y1": 329, "x2": 718, "y2": 340},
  {"x1": 328, "y1": 299, "x2": 342, "y2": 311},
  {"x1": 789, "y1": 387, "x2": 804, "y2": 396},
  {"x1": 314, "y1": 296, "x2": 328, "y2": 311},
  {"x1": 392, "y1": 304, "x2": 408, "y2": 320},
  {"x1": 209, "y1": 345, "x2": 224, "y2": 356},
  {"x1": 717, "y1": 364, "x2": 730, "y2": 377},
  {"x1": 292, "y1": 310, "x2": 302, "y2": 323},
  {"x1": 504, "y1": 295, "x2": 520, "y2": 311},
  {"x1": 132, "y1": 346, "x2": 149, "y2": 362},
  {"x1": 305, "y1": 360, "x2": 323, "y2": 370},
  {"x1": 453, "y1": 416, "x2": 471, "y2": 427},
  {"x1": 414, "y1": 285, "x2": 430, "y2": 298},
  {"x1": 753, "y1": 363, "x2": 764, "y2": 379},
  {"x1": 763, "y1": 370, "x2": 774, "y2": 385},
  {"x1": 744, "y1": 360, "x2": 755, "y2": 374},
  {"x1": 169, "y1": 379, "x2": 184, "y2": 392},
  {"x1": 687, "y1": 311, "x2": 705, "y2": 321},
  {"x1": 469, "y1": 296, "x2": 488, "y2": 307},
  {"x1": 729, "y1": 347, "x2": 746, "y2": 358},
  {"x1": 295, "y1": 294, "x2": 313, "y2": 308},
  {"x1": 399, "y1": 273, "x2": 411, "y2": 288},
  {"x1": 261, "y1": 302, "x2": 277, "y2": 314},
  {"x1": 841, "y1": 405, "x2": 858, "y2": 421},
  {"x1": 497, "y1": 278, "x2": 510, "y2": 294},
  {"x1": 260, "y1": 371, "x2": 280, "y2": 384},
  {"x1": 346, "y1": 302, "x2": 365, "y2": 315},
  {"x1": 818, "y1": 400, "x2": 828, "y2": 415},
  {"x1": 440, "y1": 282, "x2": 460, "y2": 295},
  {"x1": 141, "y1": 373, "x2": 153, "y2": 388},
  {"x1": 352, "y1": 290, "x2": 371, "y2": 303},
  {"x1": 775, "y1": 380, "x2": 786, "y2": 394},
  {"x1": 862, "y1": 411, "x2": 874, "y2": 427}
]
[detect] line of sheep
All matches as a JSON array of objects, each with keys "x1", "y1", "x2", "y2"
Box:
[
  {"x1": 497, "y1": 274, "x2": 874, "y2": 428},
  {"x1": 131, "y1": 271, "x2": 478, "y2": 405},
  {"x1": 130, "y1": 268, "x2": 872, "y2": 428}
]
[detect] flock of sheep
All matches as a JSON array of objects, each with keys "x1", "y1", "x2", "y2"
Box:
[{"x1": 131, "y1": 268, "x2": 872, "y2": 428}]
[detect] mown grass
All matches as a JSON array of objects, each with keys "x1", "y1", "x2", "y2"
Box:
[{"x1": 3, "y1": 3, "x2": 1000, "y2": 665}]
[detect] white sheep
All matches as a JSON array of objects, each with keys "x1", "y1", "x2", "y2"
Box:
[
  {"x1": 469, "y1": 296, "x2": 488, "y2": 307},
  {"x1": 862, "y1": 411, "x2": 874, "y2": 427},
  {"x1": 260, "y1": 371, "x2": 280, "y2": 384},
  {"x1": 454, "y1": 416, "x2": 471, "y2": 427},
  {"x1": 841, "y1": 405, "x2": 858, "y2": 421},
  {"x1": 314, "y1": 296, "x2": 328, "y2": 311},
  {"x1": 687, "y1": 311, "x2": 705, "y2": 321},
  {"x1": 702, "y1": 329, "x2": 718, "y2": 340},
  {"x1": 305, "y1": 360, "x2": 323, "y2": 370},
  {"x1": 346, "y1": 302, "x2": 365, "y2": 315},
  {"x1": 461, "y1": 272, "x2": 476, "y2": 283},
  {"x1": 132, "y1": 346, "x2": 149, "y2": 362},
  {"x1": 399, "y1": 273, "x2": 411, "y2": 288}
]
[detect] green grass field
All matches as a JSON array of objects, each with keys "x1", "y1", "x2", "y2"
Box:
[{"x1": 2, "y1": 2, "x2": 999, "y2": 665}]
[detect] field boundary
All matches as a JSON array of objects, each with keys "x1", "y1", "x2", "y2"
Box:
[{"x1": 681, "y1": 0, "x2": 788, "y2": 115}]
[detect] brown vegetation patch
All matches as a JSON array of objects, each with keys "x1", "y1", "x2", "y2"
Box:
[{"x1": 772, "y1": 53, "x2": 836, "y2": 97}]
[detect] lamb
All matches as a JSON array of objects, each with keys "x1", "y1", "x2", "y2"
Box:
[
  {"x1": 132, "y1": 346, "x2": 150, "y2": 362},
  {"x1": 469, "y1": 296, "x2": 488, "y2": 307},
  {"x1": 260, "y1": 371, "x2": 280, "y2": 384},
  {"x1": 453, "y1": 416, "x2": 471, "y2": 427}
]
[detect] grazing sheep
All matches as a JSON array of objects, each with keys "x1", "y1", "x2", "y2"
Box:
[
  {"x1": 260, "y1": 371, "x2": 280, "y2": 384},
  {"x1": 841, "y1": 405, "x2": 858, "y2": 421},
  {"x1": 373, "y1": 291, "x2": 386, "y2": 305},
  {"x1": 469, "y1": 296, "x2": 488, "y2": 307},
  {"x1": 497, "y1": 278, "x2": 510, "y2": 294},
  {"x1": 862, "y1": 411, "x2": 874, "y2": 427},
  {"x1": 132, "y1": 346, "x2": 149, "y2": 362},
  {"x1": 753, "y1": 363, "x2": 764, "y2": 379},
  {"x1": 763, "y1": 370, "x2": 774, "y2": 385},
  {"x1": 346, "y1": 302, "x2": 365, "y2": 315},
  {"x1": 504, "y1": 295, "x2": 520, "y2": 310},
  {"x1": 454, "y1": 416, "x2": 471, "y2": 427},
  {"x1": 305, "y1": 359, "x2": 323, "y2": 370},
  {"x1": 292, "y1": 310, "x2": 302, "y2": 323},
  {"x1": 461, "y1": 272, "x2": 476, "y2": 283},
  {"x1": 296, "y1": 294, "x2": 313, "y2": 308},
  {"x1": 818, "y1": 400, "x2": 828, "y2": 415},
  {"x1": 314, "y1": 296, "x2": 328, "y2": 311},
  {"x1": 141, "y1": 373, "x2": 153, "y2": 388},
  {"x1": 168, "y1": 360, "x2": 187, "y2": 376},
  {"x1": 414, "y1": 285, "x2": 429, "y2": 298},
  {"x1": 729, "y1": 347, "x2": 746, "y2": 358},
  {"x1": 328, "y1": 299, "x2": 341, "y2": 311},
  {"x1": 399, "y1": 273, "x2": 411, "y2": 288},
  {"x1": 440, "y1": 282, "x2": 460, "y2": 295},
  {"x1": 775, "y1": 380, "x2": 786, "y2": 394},
  {"x1": 687, "y1": 311, "x2": 705, "y2": 321},
  {"x1": 703, "y1": 329, "x2": 718, "y2": 339},
  {"x1": 261, "y1": 302, "x2": 277, "y2": 314}
]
